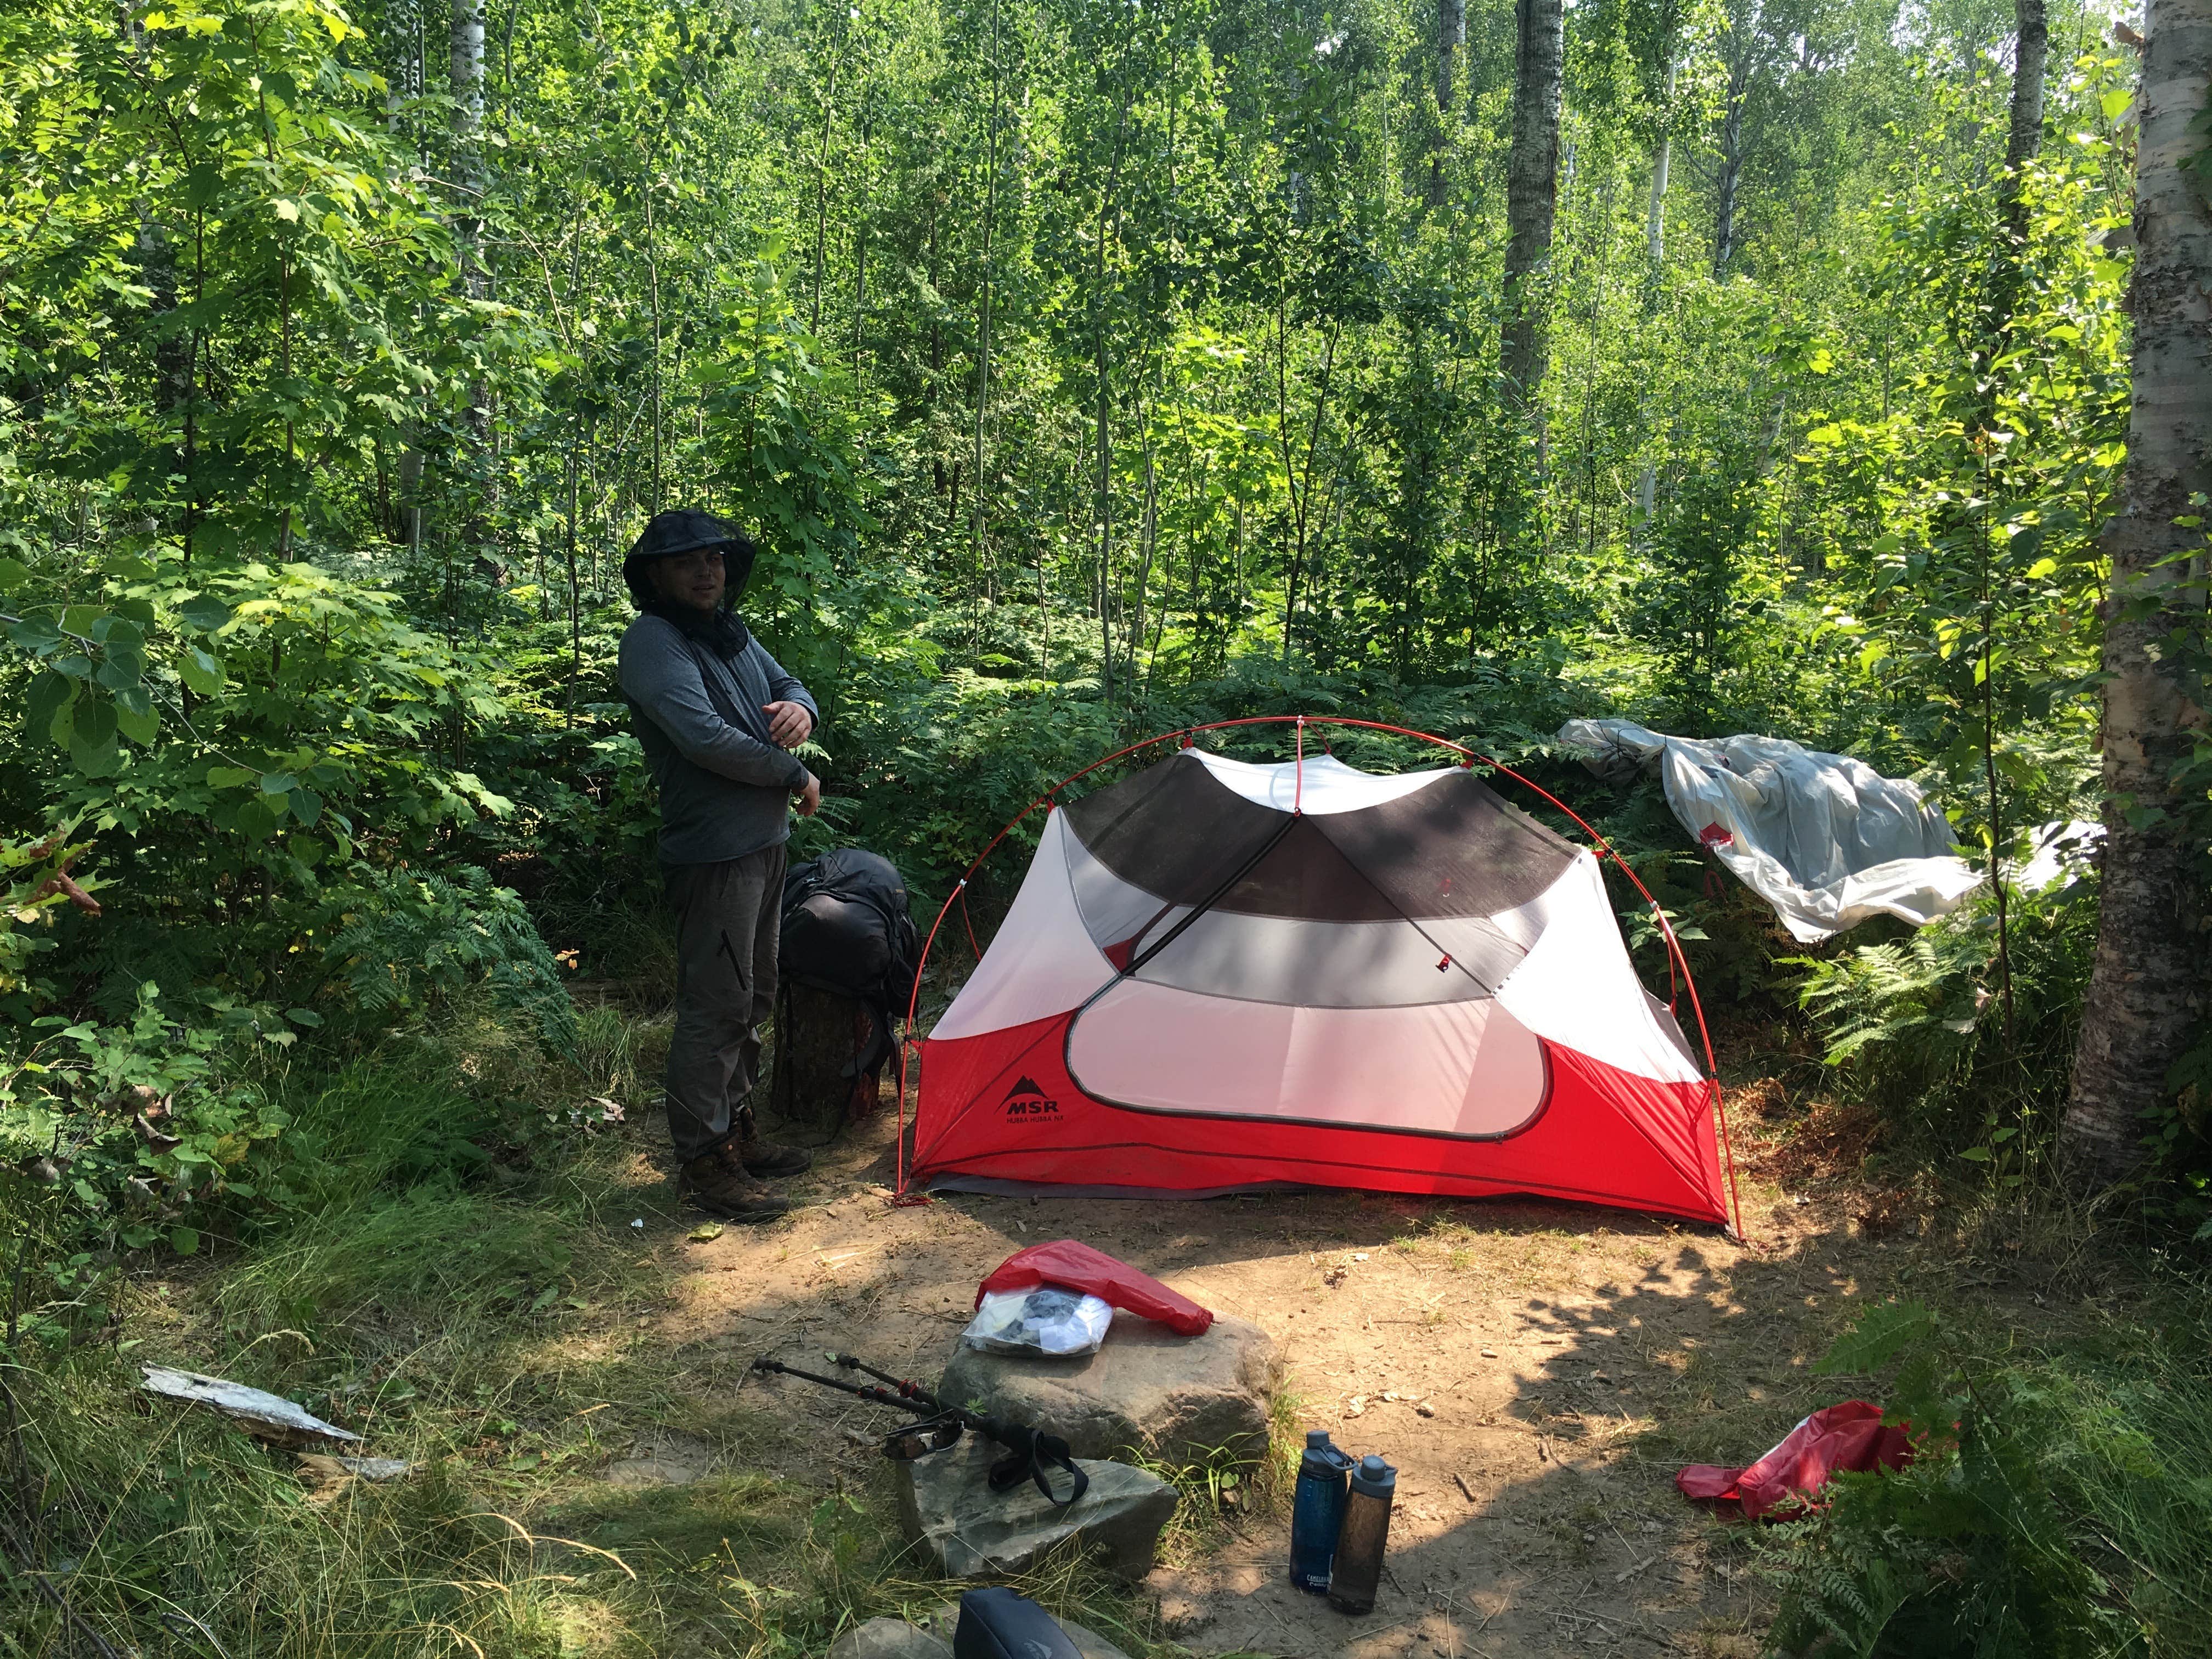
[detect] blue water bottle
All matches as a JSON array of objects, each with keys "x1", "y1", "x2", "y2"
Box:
[{"x1": 1288, "y1": 1430, "x2": 1355, "y2": 1593}]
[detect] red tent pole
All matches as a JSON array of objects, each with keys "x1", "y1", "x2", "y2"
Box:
[{"x1": 893, "y1": 713, "x2": 1745, "y2": 1239}]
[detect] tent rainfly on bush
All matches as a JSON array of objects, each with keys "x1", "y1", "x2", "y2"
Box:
[{"x1": 902, "y1": 723, "x2": 1741, "y2": 1234}]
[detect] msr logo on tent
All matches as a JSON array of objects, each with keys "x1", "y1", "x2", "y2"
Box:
[{"x1": 1001, "y1": 1076, "x2": 1060, "y2": 1121}]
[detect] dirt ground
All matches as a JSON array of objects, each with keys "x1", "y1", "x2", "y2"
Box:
[{"x1": 642, "y1": 1091, "x2": 1948, "y2": 1659}]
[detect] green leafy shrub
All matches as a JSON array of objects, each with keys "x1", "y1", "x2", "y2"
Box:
[
  {"x1": 0, "y1": 985, "x2": 297, "y2": 1263},
  {"x1": 1765, "y1": 1297, "x2": 2212, "y2": 1658},
  {"x1": 1787, "y1": 880, "x2": 2098, "y2": 1177},
  {"x1": 323, "y1": 866, "x2": 579, "y2": 1054}
]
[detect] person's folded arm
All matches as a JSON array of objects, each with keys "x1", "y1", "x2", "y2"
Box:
[
  {"x1": 755, "y1": 644, "x2": 819, "y2": 731},
  {"x1": 621, "y1": 634, "x2": 811, "y2": 790}
]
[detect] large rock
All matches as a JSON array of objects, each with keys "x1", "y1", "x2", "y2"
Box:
[
  {"x1": 938, "y1": 1313, "x2": 1279, "y2": 1471},
  {"x1": 895, "y1": 1433, "x2": 1177, "y2": 1580},
  {"x1": 827, "y1": 1619, "x2": 951, "y2": 1659}
]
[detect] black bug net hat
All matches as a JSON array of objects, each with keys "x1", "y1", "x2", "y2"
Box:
[{"x1": 621, "y1": 509, "x2": 759, "y2": 609}]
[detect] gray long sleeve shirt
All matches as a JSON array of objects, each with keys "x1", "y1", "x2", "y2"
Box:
[{"x1": 617, "y1": 612, "x2": 819, "y2": 865}]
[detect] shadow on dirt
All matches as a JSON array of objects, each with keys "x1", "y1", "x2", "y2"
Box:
[{"x1": 577, "y1": 1099, "x2": 1934, "y2": 1658}]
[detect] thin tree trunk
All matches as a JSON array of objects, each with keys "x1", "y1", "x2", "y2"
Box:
[
  {"x1": 1963, "y1": 0, "x2": 2051, "y2": 1057},
  {"x1": 1979, "y1": 0, "x2": 2051, "y2": 351},
  {"x1": 1128, "y1": 440, "x2": 1157, "y2": 682},
  {"x1": 1711, "y1": 50, "x2": 1748, "y2": 276},
  {"x1": 1277, "y1": 307, "x2": 1340, "y2": 659},
  {"x1": 1090, "y1": 65, "x2": 1139, "y2": 701},
  {"x1": 2062, "y1": 0, "x2": 2212, "y2": 1188},
  {"x1": 2005, "y1": 0, "x2": 2050, "y2": 208},
  {"x1": 450, "y1": 0, "x2": 489, "y2": 558},
  {"x1": 851, "y1": 98, "x2": 874, "y2": 376},
  {"x1": 1427, "y1": 0, "x2": 1466, "y2": 208},
  {"x1": 646, "y1": 183, "x2": 663, "y2": 512},
  {"x1": 811, "y1": 54, "x2": 840, "y2": 334},
  {"x1": 1037, "y1": 546, "x2": 1051, "y2": 678},
  {"x1": 973, "y1": 0, "x2": 1003, "y2": 601},
  {"x1": 564, "y1": 430, "x2": 583, "y2": 725},
  {"x1": 1637, "y1": 55, "x2": 1675, "y2": 522},
  {"x1": 1646, "y1": 54, "x2": 1675, "y2": 268},
  {"x1": 1503, "y1": 0, "x2": 1565, "y2": 403}
]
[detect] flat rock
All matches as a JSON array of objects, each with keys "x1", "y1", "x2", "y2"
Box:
[
  {"x1": 826, "y1": 1618, "x2": 951, "y2": 1659},
  {"x1": 603, "y1": 1432, "x2": 713, "y2": 1487},
  {"x1": 913, "y1": 1599, "x2": 1136, "y2": 1659},
  {"x1": 938, "y1": 1312, "x2": 1278, "y2": 1471},
  {"x1": 895, "y1": 1434, "x2": 1177, "y2": 1581}
]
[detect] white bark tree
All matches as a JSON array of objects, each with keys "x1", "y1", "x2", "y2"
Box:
[
  {"x1": 2063, "y1": 0, "x2": 2212, "y2": 1187},
  {"x1": 1503, "y1": 0, "x2": 1565, "y2": 403}
]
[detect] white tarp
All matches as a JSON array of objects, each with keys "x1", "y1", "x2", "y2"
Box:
[{"x1": 1556, "y1": 718, "x2": 1984, "y2": 943}]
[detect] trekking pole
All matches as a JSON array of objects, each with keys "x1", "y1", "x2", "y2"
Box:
[
  {"x1": 831, "y1": 1352, "x2": 940, "y2": 1407},
  {"x1": 749, "y1": 1356, "x2": 970, "y2": 1462},
  {"x1": 749, "y1": 1356, "x2": 936, "y2": 1415},
  {"x1": 754, "y1": 1352, "x2": 1089, "y2": 1509}
]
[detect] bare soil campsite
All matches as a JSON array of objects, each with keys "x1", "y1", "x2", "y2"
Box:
[{"x1": 609, "y1": 1085, "x2": 2101, "y2": 1657}]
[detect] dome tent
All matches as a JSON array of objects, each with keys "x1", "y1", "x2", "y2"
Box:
[{"x1": 900, "y1": 719, "x2": 1741, "y2": 1235}]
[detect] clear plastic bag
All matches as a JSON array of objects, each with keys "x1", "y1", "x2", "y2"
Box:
[{"x1": 960, "y1": 1286, "x2": 1114, "y2": 1356}]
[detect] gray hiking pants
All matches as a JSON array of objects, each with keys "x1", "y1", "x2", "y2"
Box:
[{"x1": 663, "y1": 843, "x2": 786, "y2": 1161}]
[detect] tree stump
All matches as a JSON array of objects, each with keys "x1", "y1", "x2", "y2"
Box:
[{"x1": 770, "y1": 980, "x2": 884, "y2": 1139}]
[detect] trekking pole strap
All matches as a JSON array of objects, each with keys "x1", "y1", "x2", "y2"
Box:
[{"x1": 978, "y1": 1418, "x2": 1089, "y2": 1508}]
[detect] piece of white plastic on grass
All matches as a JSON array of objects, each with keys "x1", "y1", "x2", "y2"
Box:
[{"x1": 141, "y1": 1365, "x2": 361, "y2": 1447}]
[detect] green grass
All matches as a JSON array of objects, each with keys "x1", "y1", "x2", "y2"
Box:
[{"x1": 0, "y1": 1001, "x2": 1191, "y2": 1658}]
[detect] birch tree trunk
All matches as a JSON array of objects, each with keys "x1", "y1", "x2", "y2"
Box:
[
  {"x1": 2005, "y1": 0, "x2": 2049, "y2": 189},
  {"x1": 1638, "y1": 53, "x2": 1677, "y2": 520},
  {"x1": 1645, "y1": 55, "x2": 1675, "y2": 269},
  {"x1": 449, "y1": 0, "x2": 489, "y2": 554},
  {"x1": 2062, "y1": 0, "x2": 2212, "y2": 1188},
  {"x1": 1428, "y1": 0, "x2": 1465, "y2": 210},
  {"x1": 973, "y1": 0, "x2": 1003, "y2": 595},
  {"x1": 1711, "y1": 49, "x2": 1749, "y2": 276},
  {"x1": 1503, "y1": 0, "x2": 1564, "y2": 403}
]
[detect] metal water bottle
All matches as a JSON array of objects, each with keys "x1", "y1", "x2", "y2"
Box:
[
  {"x1": 1327, "y1": 1454, "x2": 1396, "y2": 1615},
  {"x1": 1288, "y1": 1430, "x2": 1353, "y2": 1593}
]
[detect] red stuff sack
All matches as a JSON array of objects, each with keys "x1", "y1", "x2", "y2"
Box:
[
  {"x1": 976, "y1": 1240, "x2": 1214, "y2": 1336},
  {"x1": 1676, "y1": 1401, "x2": 1914, "y2": 1520}
]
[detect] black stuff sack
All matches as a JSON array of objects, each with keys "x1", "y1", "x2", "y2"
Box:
[
  {"x1": 778, "y1": 847, "x2": 921, "y2": 1078},
  {"x1": 951, "y1": 1587, "x2": 1081, "y2": 1659}
]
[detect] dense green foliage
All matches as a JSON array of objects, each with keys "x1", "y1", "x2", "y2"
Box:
[
  {"x1": 1, "y1": 0, "x2": 2154, "y2": 1089},
  {"x1": 1765, "y1": 1296, "x2": 2212, "y2": 1657}
]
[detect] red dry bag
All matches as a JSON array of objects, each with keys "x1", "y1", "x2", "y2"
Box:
[
  {"x1": 1676, "y1": 1400, "x2": 1914, "y2": 1520},
  {"x1": 975, "y1": 1240, "x2": 1214, "y2": 1336}
]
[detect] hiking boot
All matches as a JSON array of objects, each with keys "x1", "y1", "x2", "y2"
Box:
[
  {"x1": 733, "y1": 1110, "x2": 812, "y2": 1178},
  {"x1": 681, "y1": 1152, "x2": 791, "y2": 1224}
]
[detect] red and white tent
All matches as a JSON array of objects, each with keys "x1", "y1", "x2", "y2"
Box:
[{"x1": 902, "y1": 723, "x2": 1740, "y2": 1233}]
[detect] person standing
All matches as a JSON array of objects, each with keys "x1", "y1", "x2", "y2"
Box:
[{"x1": 618, "y1": 510, "x2": 822, "y2": 1222}]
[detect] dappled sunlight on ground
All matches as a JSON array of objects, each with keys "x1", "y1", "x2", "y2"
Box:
[{"x1": 614, "y1": 1092, "x2": 1954, "y2": 1657}]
